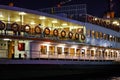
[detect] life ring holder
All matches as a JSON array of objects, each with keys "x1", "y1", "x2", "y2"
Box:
[
  {"x1": 34, "y1": 26, "x2": 41, "y2": 34},
  {"x1": 75, "y1": 33, "x2": 79, "y2": 40},
  {"x1": 68, "y1": 32, "x2": 73, "y2": 39},
  {"x1": 61, "y1": 30, "x2": 66, "y2": 38},
  {"x1": 44, "y1": 27, "x2": 50, "y2": 35},
  {"x1": 24, "y1": 25, "x2": 31, "y2": 33},
  {"x1": 0, "y1": 21, "x2": 5, "y2": 30},
  {"x1": 87, "y1": 16, "x2": 93, "y2": 22},
  {"x1": 53, "y1": 29, "x2": 58, "y2": 36},
  {"x1": 11, "y1": 22, "x2": 19, "y2": 31},
  {"x1": 81, "y1": 34, "x2": 86, "y2": 40}
]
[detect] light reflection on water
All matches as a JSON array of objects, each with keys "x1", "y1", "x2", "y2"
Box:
[
  {"x1": 39, "y1": 74, "x2": 120, "y2": 80},
  {"x1": 110, "y1": 77, "x2": 120, "y2": 80},
  {"x1": 45, "y1": 74, "x2": 120, "y2": 80}
]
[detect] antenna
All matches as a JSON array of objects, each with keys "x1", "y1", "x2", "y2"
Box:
[
  {"x1": 8, "y1": 2, "x2": 14, "y2": 7},
  {"x1": 57, "y1": 0, "x2": 72, "y2": 7},
  {"x1": 110, "y1": 0, "x2": 114, "y2": 11}
]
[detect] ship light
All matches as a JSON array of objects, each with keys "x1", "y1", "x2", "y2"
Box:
[
  {"x1": 39, "y1": 16, "x2": 46, "y2": 20},
  {"x1": 19, "y1": 12, "x2": 26, "y2": 15},
  {"x1": 30, "y1": 22, "x2": 35, "y2": 25},
  {"x1": 62, "y1": 23, "x2": 67, "y2": 26},
  {"x1": 16, "y1": 19, "x2": 20, "y2": 22},
  {"x1": 94, "y1": 18, "x2": 97, "y2": 21},
  {"x1": 0, "y1": 14, "x2": 3, "y2": 17},
  {"x1": 52, "y1": 20, "x2": 58, "y2": 23},
  {"x1": 112, "y1": 21, "x2": 120, "y2": 26},
  {"x1": 25, "y1": 26, "x2": 30, "y2": 30},
  {"x1": 3, "y1": 38, "x2": 11, "y2": 41}
]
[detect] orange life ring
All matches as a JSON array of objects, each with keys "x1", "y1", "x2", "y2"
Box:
[
  {"x1": 44, "y1": 27, "x2": 50, "y2": 35},
  {"x1": 87, "y1": 16, "x2": 93, "y2": 23},
  {"x1": 34, "y1": 26, "x2": 41, "y2": 34},
  {"x1": 61, "y1": 30, "x2": 66, "y2": 37},
  {"x1": 24, "y1": 25, "x2": 30, "y2": 33},
  {"x1": 75, "y1": 33, "x2": 79, "y2": 40},
  {"x1": 68, "y1": 32, "x2": 73, "y2": 39},
  {"x1": 0, "y1": 21, "x2": 5, "y2": 30},
  {"x1": 53, "y1": 29, "x2": 58, "y2": 36},
  {"x1": 81, "y1": 34, "x2": 86, "y2": 40},
  {"x1": 11, "y1": 22, "x2": 19, "y2": 31}
]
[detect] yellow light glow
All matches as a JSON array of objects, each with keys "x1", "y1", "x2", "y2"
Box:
[
  {"x1": 52, "y1": 20, "x2": 58, "y2": 23},
  {"x1": 19, "y1": 12, "x2": 26, "y2": 15},
  {"x1": 39, "y1": 16, "x2": 46, "y2": 20},
  {"x1": 15, "y1": 19, "x2": 20, "y2": 22},
  {"x1": 94, "y1": 18, "x2": 97, "y2": 21},
  {"x1": 30, "y1": 22, "x2": 35, "y2": 25},
  {"x1": 3, "y1": 38, "x2": 11, "y2": 41},
  {"x1": 116, "y1": 23, "x2": 120, "y2": 26},
  {"x1": 25, "y1": 26, "x2": 29, "y2": 29},
  {"x1": 62, "y1": 23, "x2": 67, "y2": 26},
  {"x1": 112, "y1": 21, "x2": 120, "y2": 25},
  {"x1": 0, "y1": 14, "x2": 3, "y2": 17}
]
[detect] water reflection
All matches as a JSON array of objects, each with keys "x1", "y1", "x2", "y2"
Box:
[{"x1": 110, "y1": 77, "x2": 120, "y2": 80}]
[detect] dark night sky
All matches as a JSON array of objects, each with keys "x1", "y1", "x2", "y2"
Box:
[{"x1": 0, "y1": 0, "x2": 120, "y2": 18}]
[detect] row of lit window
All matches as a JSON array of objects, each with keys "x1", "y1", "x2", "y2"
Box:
[{"x1": 86, "y1": 30, "x2": 120, "y2": 43}]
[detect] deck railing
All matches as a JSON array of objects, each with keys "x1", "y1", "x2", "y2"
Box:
[{"x1": 2, "y1": 50, "x2": 118, "y2": 62}]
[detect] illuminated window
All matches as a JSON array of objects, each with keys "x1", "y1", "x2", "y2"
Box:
[
  {"x1": 91, "y1": 50, "x2": 94, "y2": 57},
  {"x1": 103, "y1": 34, "x2": 106, "y2": 40},
  {"x1": 57, "y1": 47, "x2": 62, "y2": 55},
  {"x1": 99, "y1": 32, "x2": 103, "y2": 39},
  {"x1": 64, "y1": 48, "x2": 69, "y2": 55},
  {"x1": 86, "y1": 30, "x2": 91, "y2": 37},
  {"x1": 109, "y1": 35, "x2": 113, "y2": 41},
  {"x1": 81, "y1": 49, "x2": 85, "y2": 57},
  {"x1": 91, "y1": 30, "x2": 95, "y2": 38},
  {"x1": 95, "y1": 31, "x2": 99, "y2": 39}
]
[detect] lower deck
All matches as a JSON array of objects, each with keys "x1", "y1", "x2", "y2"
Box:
[{"x1": 0, "y1": 40, "x2": 120, "y2": 61}]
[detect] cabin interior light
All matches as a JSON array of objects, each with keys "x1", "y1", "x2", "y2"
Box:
[
  {"x1": 62, "y1": 23, "x2": 67, "y2": 26},
  {"x1": 94, "y1": 18, "x2": 97, "y2": 21},
  {"x1": 39, "y1": 16, "x2": 46, "y2": 20},
  {"x1": 0, "y1": 14, "x2": 3, "y2": 17},
  {"x1": 0, "y1": 12, "x2": 3, "y2": 18},
  {"x1": 25, "y1": 26, "x2": 29, "y2": 29},
  {"x1": 116, "y1": 23, "x2": 120, "y2": 26},
  {"x1": 15, "y1": 19, "x2": 20, "y2": 22},
  {"x1": 3, "y1": 38, "x2": 11, "y2": 41},
  {"x1": 112, "y1": 21, "x2": 120, "y2": 26},
  {"x1": 19, "y1": 12, "x2": 26, "y2": 15},
  {"x1": 110, "y1": 35, "x2": 112, "y2": 38},
  {"x1": 30, "y1": 22, "x2": 35, "y2": 25},
  {"x1": 52, "y1": 20, "x2": 58, "y2": 23}
]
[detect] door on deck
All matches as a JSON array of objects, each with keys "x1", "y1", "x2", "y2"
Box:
[{"x1": 8, "y1": 41, "x2": 14, "y2": 59}]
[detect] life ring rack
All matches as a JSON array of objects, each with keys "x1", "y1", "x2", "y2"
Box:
[
  {"x1": 53, "y1": 29, "x2": 58, "y2": 36},
  {"x1": 75, "y1": 33, "x2": 79, "y2": 40},
  {"x1": 61, "y1": 30, "x2": 66, "y2": 38},
  {"x1": 34, "y1": 26, "x2": 41, "y2": 34},
  {"x1": 11, "y1": 22, "x2": 19, "y2": 31},
  {"x1": 81, "y1": 34, "x2": 86, "y2": 40},
  {"x1": 0, "y1": 21, "x2": 5, "y2": 30},
  {"x1": 44, "y1": 27, "x2": 50, "y2": 35},
  {"x1": 68, "y1": 31, "x2": 73, "y2": 39}
]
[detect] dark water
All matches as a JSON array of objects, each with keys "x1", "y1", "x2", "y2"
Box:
[
  {"x1": 37, "y1": 74, "x2": 120, "y2": 80},
  {"x1": 1, "y1": 71, "x2": 119, "y2": 80},
  {"x1": 0, "y1": 64, "x2": 120, "y2": 80},
  {"x1": 23, "y1": 74, "x2": 120, "y2": 80}
]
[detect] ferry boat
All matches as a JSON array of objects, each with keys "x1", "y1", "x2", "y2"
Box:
[
  {"x1": 0, "y1": 4, "x2": 119, "y2": 64},
  {"x1": 0, "y1": 4, "x2": 120, "y2": 79}
]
